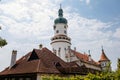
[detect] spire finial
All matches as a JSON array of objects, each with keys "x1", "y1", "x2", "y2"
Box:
[
  {"x1": 88, "y1": 50, "x2": 90, "y2": 54},
  {"x1": 101, "y1": 45, "x2": 103, "y2": 50},
  {"x1": 60, "y1": 4, "x2": 62, "y2": 9},
  {"x1": 101, "y1": 45, "x2": 104, "y2": 52},
  {"x1": 58, "y1": 4, "x2": 63, "y2": 17},
  {"x1": 88, "y1": 50, "x2": 91, "y2": 56}
]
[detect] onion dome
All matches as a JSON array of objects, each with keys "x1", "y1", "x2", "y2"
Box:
[{"x1": 54, "y1": 5, "x2": 67, "y2": 24}]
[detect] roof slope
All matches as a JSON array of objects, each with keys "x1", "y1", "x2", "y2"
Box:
[
  {"x1": 71, "y1": 50, "x2": 99, "y2": 66},
  {"x1": 0, "y1": 48, "x2": 71, "y2": 75}
]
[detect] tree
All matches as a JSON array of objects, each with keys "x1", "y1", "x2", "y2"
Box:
[
  {"x1": 0, "y1": 26, "x2": 7, "y2": 48},
  {"x1": 117, "y1": 58, "x2": 120, "y2": 71},
  {"x1": 115, "y1": 58, "x2": 120, "y2": 80}
]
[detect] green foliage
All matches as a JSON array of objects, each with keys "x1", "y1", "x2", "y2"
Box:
[
  {"x1": 117, "y1": 58, "x2": 120, "y2": 71},
  {"x1": 41, "y1": 71, "x2": 120, "y2": 80},
  {"x1": 115, "y1": 58, "x2": 120, "y2": 80},
  {"x1": 0, "y1": 27, "x2": 7, "y2": 48},
  {"x1": 0, "y1": 38, "x2": 7, "y2": 48}
]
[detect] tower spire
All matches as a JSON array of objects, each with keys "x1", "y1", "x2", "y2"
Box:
[
  {"x1": 101, "y1": 45, "x2": 103, "y2": 50},
  {"x1": 60, "y1": 4, "x2": 62, "y2": 9},
  {"x1": 101, "y1": 45, "x2": 104, "y2": 52},
  {"x1": 58, "y1": 4, "x2": 63, "y2": 17}
]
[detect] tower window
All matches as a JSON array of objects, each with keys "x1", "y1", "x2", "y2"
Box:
[
  {"x1": 54, "y1": 26, "x2": 56, "y2": 30},
  {"x1": 64, "y1": 26, "x2": 66, "y2": 29},
  {"x1": 64, "y1": 30, "x2": 66, "y2": 34},
  {"x1": 56, "y1": 30, "x2": 59, "y2": 33}
]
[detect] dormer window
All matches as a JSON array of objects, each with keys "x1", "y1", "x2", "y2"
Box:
[{"x1": 28, "y1": 49, "x2": 39, "y2": 61}]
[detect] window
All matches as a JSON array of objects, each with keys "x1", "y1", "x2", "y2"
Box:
[
  {"x1": 54, "y1": 26, "x2": 56, "y2": 30},
  {"x1": 58, "y1": 48, "x2": 61, "y2": 57},
  {"x1": 64, "y1": 30, "x2": 66, "y2": 34},
  {"x1": 64, "y1": 26, "x2": 66, "y2": 29},
  {"x1": 56, "y1": 30, "x2": 59, "y2": 33}
]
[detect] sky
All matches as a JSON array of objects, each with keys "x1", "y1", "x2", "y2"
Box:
[{"x1": 0, "y1": 0, "x2": 120, "y2": 71}]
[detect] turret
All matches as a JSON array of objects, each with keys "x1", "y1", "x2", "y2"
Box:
[
  {"x1": 99, "y1": 46, "x2": 111, "y2": 71},
  {"x1": 51, "y1": 5, "x2": 71, "y2": 62}
]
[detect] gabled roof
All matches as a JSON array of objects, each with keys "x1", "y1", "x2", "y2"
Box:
[
  {"x1": 71, "y1": 50, "x2": 99, "y2": 66},
  {"x1": 0, "y1": 48, "x2": 71, "y2": 75},
  {"x1": 99, "y1": 49, "x2": 109, "y2": 62}
]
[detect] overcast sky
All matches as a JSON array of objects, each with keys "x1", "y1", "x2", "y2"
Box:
[{"x1": 0, "y1": 0, "x2": 120, "y2": 71}]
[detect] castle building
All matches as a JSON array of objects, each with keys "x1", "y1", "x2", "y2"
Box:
[{"x1": 0, "y1": 6, "x2": 111, "y2": 80}]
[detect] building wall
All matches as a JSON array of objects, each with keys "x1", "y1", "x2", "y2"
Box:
[{"x1": 84, "y1": 62, "x2": 101, "y2": 71}]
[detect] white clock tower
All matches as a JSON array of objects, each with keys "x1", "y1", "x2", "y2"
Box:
[{"x1": 51, "y1": 6, "x2": 71, "y2": 62}]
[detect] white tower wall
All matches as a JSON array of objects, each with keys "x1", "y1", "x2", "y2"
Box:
[
  {"x1": 51, "y1": 41, "x2": 71, "y2": 62},
  {"x1": 54, "y1": 24, "x2": 68, "y2": 35},
  {"x1": 51, "y1": 7, "x2": 71, "y2": 62}
]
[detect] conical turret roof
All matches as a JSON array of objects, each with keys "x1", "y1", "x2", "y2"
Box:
[{"x1": 99, "y1": 48, "x2": 109, "y2": 62}]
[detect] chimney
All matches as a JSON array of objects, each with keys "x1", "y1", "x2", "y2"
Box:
[
  {"x1": 9, "y1": 50, "x2": 17, "y2": 69},
  {"x1": 39, "y1": 44, "x2": 43, "y2": 50},
  {"x1": 88, "y1": 50, "x2": 92, "y2": 62}
]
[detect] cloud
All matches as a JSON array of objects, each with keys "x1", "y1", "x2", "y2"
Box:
[
  {"x1": 86, "y1": 0, "x2": 90, "y2": 5},
  {"x1": 79, "y1": 0, "x2": 91, "y2": 5},
  {"x1": 0, "y1": 0, "x2": 59, "y2": 39},
  {"x1": 114, "y1": 28, "x2": 120, "y2": 39}
]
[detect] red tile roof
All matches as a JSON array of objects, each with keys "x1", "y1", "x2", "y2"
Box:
[
  {"x1": 71, "y1": 50, "x2": 99, "y2": 65},
  {"x1": 99, "y1": 49, "x2": 109, "y2": 62},
  {"x1": 0, "y1": 48, "x2": 71, "y2": 75},
  {"x1": 0, "y1": 47, "x2": 102, "y2": 76}
]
